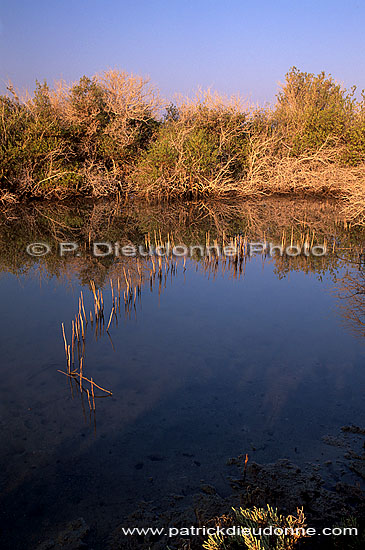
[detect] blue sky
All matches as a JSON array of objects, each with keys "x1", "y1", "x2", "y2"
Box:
[{"x1": 0, "y1": 0, "x2": 364, "y2": 103}]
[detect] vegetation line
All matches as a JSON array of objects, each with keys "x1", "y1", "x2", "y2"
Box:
[{"x1": 1, "y1": 67, "x2": 364, "y2": 225}]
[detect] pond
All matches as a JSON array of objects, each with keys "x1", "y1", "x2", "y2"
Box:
[{"x1": 0, "y1": 198, "x2": 364, "y2": 549}]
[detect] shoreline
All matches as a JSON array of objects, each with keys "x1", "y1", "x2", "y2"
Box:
[
  {"x1": 1, "y1": 189, "x2": 364, "y2": 227},
  {"x1": 1, "y1": 68, "x2": 364, "y2": 226}
]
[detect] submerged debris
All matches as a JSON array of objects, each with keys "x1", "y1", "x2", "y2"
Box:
[{"x1": 37, "y1": 518, "x2": 89, "y2": 550}]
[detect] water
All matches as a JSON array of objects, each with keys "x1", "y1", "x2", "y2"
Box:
[{"x1": 0, "y1": 199, "x2": 364, "y2": 549}]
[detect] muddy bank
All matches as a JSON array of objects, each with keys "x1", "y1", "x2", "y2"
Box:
[{"x1": 36, "y1": 427, "x2": 365, "y2": 550}]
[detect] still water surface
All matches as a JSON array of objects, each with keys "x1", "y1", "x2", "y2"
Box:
[{"x1": 0, "y1": 199, "x2": 364, "y2": 548}]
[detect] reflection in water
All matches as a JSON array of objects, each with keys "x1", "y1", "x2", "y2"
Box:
[
  {"x1": 334, "y1": 262, "x2": 365, "y2": 338},
  {"x1": 55, "y1": 212, "x2": 364, "y2": 425},
  {"x1": 0, "y1": 196, "x2": 362, "y2": 280},
  {"x1": 59, "y1": 283, "x2": 114, "y2": 419},
  {"x1": 0, "y1": 198, "x2": 364, "y2": 549}
]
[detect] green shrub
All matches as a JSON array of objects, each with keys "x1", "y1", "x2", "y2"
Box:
[
  {"x1": 0, "y1": 70, "x2": 162, "y2": 197},
  {"x1": 0, "y1": 82, "x2": 79, "y2": 196},
  {"x1": 1, "y1": 67, "x2": 365, "y2": 214},
  {"x1": 275, "y1": 67, "x2": 357, "y2": 155},
  {"x1": 130, "y1": 92, "x2": 251, "y2": 198}
]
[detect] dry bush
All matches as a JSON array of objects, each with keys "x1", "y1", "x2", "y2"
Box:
[
  {"x1": 0, "y1": 67, "x2": 364, "y2": 224},
  {"x1": 340, "y1": 178, "x2": 365, "y2": 226},
  {"x1": 0, "y1": 70, "x2": 163, "y2": 199},
  {"x1": 0, "y1": 190, "x2": 18, "y2": 204},
  {"x1": 129, "y1": 89, "x2": 257, "y2": 199},
  {"x1": 244, "y1": 122, "x2": 365, "y2": 221},
  {"x1": 175, "y1": 88, "x2": 249, "y2": 121},
  {"x1": 50, "y1": 69, "x2": 163, "y2": 161},
  {"x1": 247, "y1": 135, "x2": 346, "y2": 194},
  {"x1": 98, "y1": 69, "x2": 163, "y2": 146},
  {"x1": 79, "y1": 162, "x2": 122, "y2": 197}
]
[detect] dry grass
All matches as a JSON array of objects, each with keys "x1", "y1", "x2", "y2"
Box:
[
  {"x1": 127, "y1": 85, "x2": 365, "y2": 222},
  {"x1": 0, "y1": 190, "x2": 18, "y2": 204},
  {"x1": 1, "y1": 67, "x2": 364, "y2": 223},
  {"x1": 340, "y1": 178, "x2": 365, "y2": 226},
  {"x1": 244, "y1": 133, "x2": 365, "y2": 224},
  {"x1": 1, "y1": 69, "x2": 164, "y2": 200},
  {"x1": 129, "y1": 89, "x2": 255, "y2": 199}
]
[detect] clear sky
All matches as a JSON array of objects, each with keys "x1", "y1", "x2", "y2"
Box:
[{"x1": 0, "y1": 0, "x2": 364, "y2": 103}]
